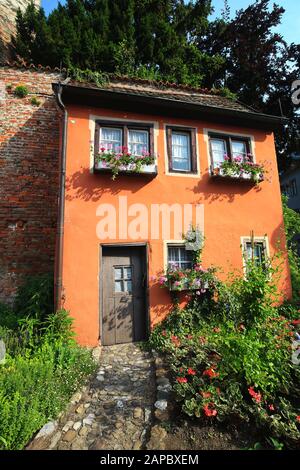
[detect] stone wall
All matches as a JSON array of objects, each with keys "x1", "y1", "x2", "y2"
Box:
[
  {"x1": 0, "y1": 0, "x2": 40, "y2": 60},
  {"x1": 0, "y1": 64, "x2": 60, "y2": 303}
]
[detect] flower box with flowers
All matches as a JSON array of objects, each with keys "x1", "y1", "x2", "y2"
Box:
[
  {"x1": 158, "y1": 263, "x2": 217, "y2": 294},
  {"x1": 94, "y1": 146, "x2": 157, "y2": 179},
  {"x1": 211, "y1": 154, "x2": 264, "y2": 184}
]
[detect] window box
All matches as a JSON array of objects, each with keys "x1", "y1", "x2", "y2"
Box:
[
  {"x1": 169, "y1": 279, "x2": 209, "y2": 292},
  {"x1": 209, "y1": 133, "x2": 265, "y2": 184},
  {"x1": 94, "y1": 159, "x2": 157, "y2": 177},
  {"x1": 94, "y1": 120, "x2": 157, "y2": 179},
  {"x1": 211, "y1": 165, "x2": 264, "y2": 183}
]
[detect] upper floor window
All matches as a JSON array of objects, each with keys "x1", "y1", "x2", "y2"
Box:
[
  {"x1": 209, "y1": 133, "x2": 252, "y2": 169},
  {"x1": 95, "y1": 121, "x2": 154, "y2": 156},
  {"x1": 166, "y1": 127, "x2": 197, "y2": 174},
  {"x1": 168, "y1": 245, "x2": 193, "y2": 270}
]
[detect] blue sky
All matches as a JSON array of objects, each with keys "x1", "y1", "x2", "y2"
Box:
[{"x1": 41, "y1": 0, "x2": 299, "y2": 44}]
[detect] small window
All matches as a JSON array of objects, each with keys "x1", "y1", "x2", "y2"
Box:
[
  {"x1": 168, "y1": 245, "x2": 193, "y2": 270},
  {"x1": 114, "y1": 266, "x2": 133, "y2": 293},
  {"x1": 243, "y1": 239, "x2": 267, "y2": 270},
  {"x1": 167, "y1": 127, "x2": 197, "y2": 174},
  {"x1": 128, "y1": 129, "x2": 149, "y2": 156},
  {"x1": 209, "y1": 133, "x2": 251, "y2": 170}
]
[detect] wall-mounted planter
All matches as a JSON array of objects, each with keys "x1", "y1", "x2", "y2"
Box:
[{"x1": 94, "y1": 160, "x2": 158, "y2": 177}]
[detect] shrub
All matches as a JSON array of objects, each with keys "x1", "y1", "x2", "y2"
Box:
[
  {"x1": 14, "y1": 273, "x2": 54, "y2": 321},
  {"x1": 149, "y1": 260, "x2": 300, "y2": 448},
  {"x1": 14, "y1": 85, "x2": 29, "y2": 98},
  {"x1": 0, "y1": 283, "x2": 96, "y2": 450},
  {"x1": 30, "y1": 96, "x2": 41, "y2": 106}
]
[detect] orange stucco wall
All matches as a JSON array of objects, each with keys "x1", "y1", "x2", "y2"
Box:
[{"x1": 61, "y1": 104, "x2": 292, "y2": 346}]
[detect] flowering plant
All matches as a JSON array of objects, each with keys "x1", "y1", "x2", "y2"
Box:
[
  {"x1": 95, "y1": 145, "x2": 156, "y2": 179},
  {"x1": 157, "y1": 263, "x2": 217, "y2": 293},
  {"x1": 213, "y1": 154, "x2": 265, "y2": 183}
]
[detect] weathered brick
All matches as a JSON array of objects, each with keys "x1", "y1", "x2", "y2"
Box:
[{"x1": 0, "y1": 65, "x2": 61, "y2": 303}]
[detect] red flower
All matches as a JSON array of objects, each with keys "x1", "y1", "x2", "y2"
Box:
[
  {"x1": 201, "y1": 391, "x2": 212, "y2": 398},
  {"x1": 100, "y1": 147, "x2": 106, "y2": 152},
  {"x1": 248, "y1": 386, "x2": 262, "y2": 403},
  {"x1": 187, "y1": 368, "x2": 196, "y2": 376},
  {"x1": 268, "y1": 404, "x2": 275, "y2": 411},
  {"x1": 171, "y1": 335, "x2": 181, "y2": 347},
  {"x1": 203, "y1": 403, "x2": 217, "y2": 417},
  {"x1": 186, "y1": 334, "x2": 193, "y2": 340},
  {"x1": 296, "y1": 416, "x2": 300, "y2": 423},
  {"x1": 238, "y1": 323, "x2": 246, "y2": 331},
  {"x1": 213, "y1": 327, "x2": 221, "y2": 333},
  {"x1": 176, "y1": 377, "x2": 187, "y2": 384},
  {"x1": 203, "y1": 368, "x2": 219, "y2": 379},
  {"x1": 199, "y1": 336, "x2": 207, "y2": 345}
]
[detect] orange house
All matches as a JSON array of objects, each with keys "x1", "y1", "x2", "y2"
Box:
[{"x1": 53, "y1": 78, "x2": 292, "y2": 346}]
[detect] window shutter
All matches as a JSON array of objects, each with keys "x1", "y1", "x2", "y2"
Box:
[
  {"x1": 123, "y1": 125, "x2": 128, "y2": 149},
  {"x1": 191, "y1": 129, "x2": 197, "y2": 173},
  {"x1": 167, "y1": 127, "x2": 173, "y2": 172}
]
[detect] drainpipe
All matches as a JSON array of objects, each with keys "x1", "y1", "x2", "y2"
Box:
[{"x1": 54, "y1": 83, "x2": 68, "y2": 311}]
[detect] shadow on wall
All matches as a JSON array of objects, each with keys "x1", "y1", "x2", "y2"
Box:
[
  {"x1": 0, "y1": 95, "x2": 60, "y2": 301},
  {"x1": 65, "y1": 167, "x2": 156, "y2": 202},
  {"x1": 189, "y1": 173, "x2": 263, "y2": 204}
]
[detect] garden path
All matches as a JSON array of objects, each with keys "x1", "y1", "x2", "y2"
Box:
[{"x1": 46, "y1": 343, "x2": 156, "y2": 450}]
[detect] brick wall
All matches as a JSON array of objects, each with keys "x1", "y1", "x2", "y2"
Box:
[
  {"x1": 0, "y1": 0, "x2": 40, "y2": 60},
  {"x1": 0, "y1": 65, "x2": 61, "y2": 303}
]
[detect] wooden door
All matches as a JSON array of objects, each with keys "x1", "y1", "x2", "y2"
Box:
[{"x1": 101, "y1": 246, "x2": 147, "y2": 346}]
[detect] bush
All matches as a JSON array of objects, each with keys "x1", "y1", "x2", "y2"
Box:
[
  {"x1": 0, "y1": 278, "x2": 96, "y2": 450},
  {"x1": 149, "y1": 261, "x2": 300, "y2": 449},
  {"x1": 14, "y1": 273, "x2": 54, "y2": 321},
  {"x1": 14, "y1": 85, "x2": 29, "y2": 98}
]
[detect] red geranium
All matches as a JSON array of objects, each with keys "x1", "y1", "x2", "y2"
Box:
[
  {"x1": 203, "y1": 368, "x2": 219, "y2": 379},
  {"x1": 268, "y1": 404, "x2": 275, "y2": 411},
  {"x1": 203, "y1": 403, "x2": 217, "y2": 417},
  {"x1": 176, "y1": 377, "x2": 187, "y2": 384},
  {"x1": 201, "y1": 391, "x2": 212, "y2": 398},
  {"x1": 171, "y1": 335, "x2": 181, "y2": 347},
  {"x1": 296, "y1": 416, "x2": 300, "y2": 423},
  {"x1": 248, "y1": 386, "x2": 262, "y2": 403},
  {"x1": 187, "y1": 368, "x2": 196, "y2": 376},
  {"x1": 213, "y1": 327, "x2": 221, "y2": 333}
]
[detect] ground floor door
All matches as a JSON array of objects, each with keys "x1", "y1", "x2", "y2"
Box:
[{"x1": 101, "y1": 245, "x2": 147, "y2": 346}]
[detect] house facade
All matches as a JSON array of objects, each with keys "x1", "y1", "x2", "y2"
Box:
[{"x1": 54, "y1": 78, "x2": 292, "y2": 346}]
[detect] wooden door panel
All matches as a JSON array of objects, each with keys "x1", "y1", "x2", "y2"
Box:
[{"x1": 102, "y1": 246, "x2": 147, "y2": 345}]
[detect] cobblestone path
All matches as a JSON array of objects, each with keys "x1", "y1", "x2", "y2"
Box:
[{"x1": 48, "y1": 343, "x2": 156, "y2": 450}]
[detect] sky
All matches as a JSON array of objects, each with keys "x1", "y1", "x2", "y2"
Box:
[{"x1": 41, "y1": 0, "x2": 300, "y2": 44}]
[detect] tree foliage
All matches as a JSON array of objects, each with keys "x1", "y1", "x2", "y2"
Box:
[{"x1": 12, "y1": 0, "x2": 300, "y2": 166}]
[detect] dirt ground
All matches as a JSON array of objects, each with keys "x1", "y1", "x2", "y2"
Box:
[{"x1": 162, "y1": 418, "x2": 260, "y2": 450}]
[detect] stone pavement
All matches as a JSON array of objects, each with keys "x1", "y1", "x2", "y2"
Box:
[{"x1": 47, "y1": 343, "x2": 156, "y2": 450}]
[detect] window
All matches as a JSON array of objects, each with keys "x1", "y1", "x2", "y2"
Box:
[
  {"x1": 242, "y1": 238, "x2": 267, "y2": 270},
  {"x1": 166, "y1": 127, "x2": 197, "y2": 173},
  {"x1": 209, "y1": 133, "x2": 252, "y2": 169},
  {"x1": 95, "y1": 121, "x2": 154, "y2": 157},
  {"x1": 100, "y1": 127, "x2": 122, "y2": 152},
  {"x1": 168, "y1": 245, "x2": 193, "y2": 269},
  {"x1": 128, "y1": 129, "x2": 149, "y2": 156},
  {"x1": 114, "y1": 266, "x2": 132, "y2": 293}
]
